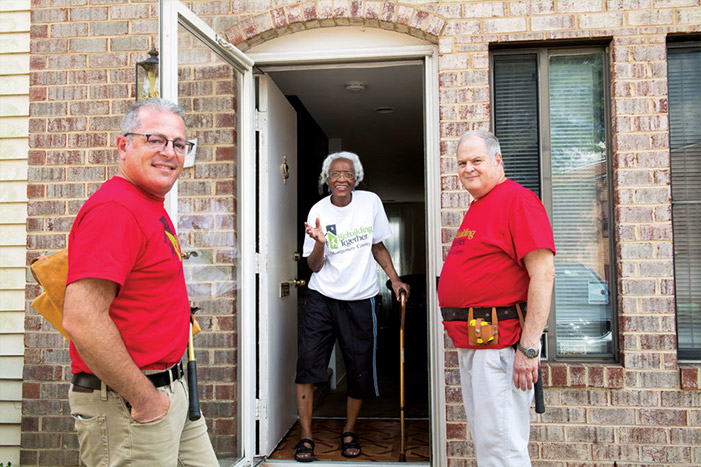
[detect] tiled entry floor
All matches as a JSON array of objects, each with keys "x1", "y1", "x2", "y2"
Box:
[{"x1": 268, "y1": 418, "x2": 430, "y2": 463}]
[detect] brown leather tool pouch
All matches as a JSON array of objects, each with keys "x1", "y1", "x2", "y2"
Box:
[{"x1": 467, "y1": 307, "x2": 499, "y2": 346}]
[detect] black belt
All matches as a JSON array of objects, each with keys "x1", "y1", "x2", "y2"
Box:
[
  {"x1": 71, "y1": 362, "x2": 184, "y2": 391},
  {"x1": 441, "y1": 303, "x2": 526, "y2": 322}
]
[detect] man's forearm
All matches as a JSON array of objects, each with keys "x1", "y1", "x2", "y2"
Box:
[
  {"x1": 521, "y1": 249, "x2": 555, "y2": 348},
  {"x1": 70, "y1": 312, "x2": 159, "y2": 405},
  {"x1": 63, "y1": 279, "x2": 160, "y2": 407},
  {"x1": 521, "y1": 277, "x2": 552, "y2": 347}
]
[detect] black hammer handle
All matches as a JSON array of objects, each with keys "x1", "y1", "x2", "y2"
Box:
[
  {"x1": 534, "y1": 367, "x2": 545, "y2": 413},
  {"x1": 187, "y1": 323, "x2": 202, "y2": 421}
]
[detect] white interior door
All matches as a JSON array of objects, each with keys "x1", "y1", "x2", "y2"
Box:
[{"x1": 257, "y1": 74, "x2": 299, "y2": 456}]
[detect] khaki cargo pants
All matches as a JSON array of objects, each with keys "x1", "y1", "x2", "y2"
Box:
[{"x1": 69, "y1": 377, "x2": 218, "y2": 467}]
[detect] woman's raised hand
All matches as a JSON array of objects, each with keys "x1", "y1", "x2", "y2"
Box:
[{"x1": 304, "y1": 218, "x2": 326, "y2": 244}]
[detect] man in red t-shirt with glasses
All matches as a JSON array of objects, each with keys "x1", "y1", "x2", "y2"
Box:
[
  {"x1": 63, "y1": 98, "x2": 218, "y2": 466},
  {"x1": 438, "y1": 130, "x2": 555, "y2": 466}
]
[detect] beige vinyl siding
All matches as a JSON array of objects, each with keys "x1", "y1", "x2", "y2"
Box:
[{"x1": 0, "y1": 0, "x2": 29, "y2": 465}]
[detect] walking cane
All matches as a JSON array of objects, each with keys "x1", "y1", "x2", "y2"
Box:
[
  {"x1": 188, "y1": 309, "x2": 202, "y2": 421},
  {"x1": 398, "y1": 289, "x2": 408, "y2": 462}
]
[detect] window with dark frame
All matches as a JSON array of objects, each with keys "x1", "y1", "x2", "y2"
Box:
[
  {"x1": 668, "y1": 38, "x2": 701, "y2": 361},
  {"x1": 491, "y1": 46, "x2": 615, "y2": 360}
]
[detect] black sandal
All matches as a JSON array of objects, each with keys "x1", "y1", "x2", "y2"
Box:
[
  {"x1": 294, "y1": 438, "x2": 315, "y2": 463},
  {"x1": 341, "y1": 431, "x2": 361, "y2": 458}
]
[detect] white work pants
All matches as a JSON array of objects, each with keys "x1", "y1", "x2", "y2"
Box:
[{"x1": 458, "y1": 347, "x2": 533, "y2": 467}]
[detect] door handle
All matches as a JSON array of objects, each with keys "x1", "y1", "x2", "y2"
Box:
[
  {"x1": 280, "y1": 279, "x2": 306, "y2": 297},
  {"x1": 281, "y1": 156, "x2": 289, "y2": 184}
]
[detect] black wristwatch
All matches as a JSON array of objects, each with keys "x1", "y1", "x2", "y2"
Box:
[{"x1": 517, "y1": 344, "x2": 539, "y2": 359}]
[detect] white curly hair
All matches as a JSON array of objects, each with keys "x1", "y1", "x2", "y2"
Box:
[{"x1": 318, "y1": 151, "x2": 364, "y2": 189}]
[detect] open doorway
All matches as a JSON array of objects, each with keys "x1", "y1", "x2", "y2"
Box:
[{"x1": 261, "y1": 62, "x2": 430, "y2": 463}]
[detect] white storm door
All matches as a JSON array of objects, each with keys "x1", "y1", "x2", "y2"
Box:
[
  {"x1": 257, "y1": 74, "x2": 299, "y2": 456},
  {"x1": 161, "y1": 1, "x2": 257, "y2": 465}
]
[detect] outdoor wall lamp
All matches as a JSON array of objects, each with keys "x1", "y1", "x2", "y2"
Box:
[{"x1": 135, "y1": 47, "x2": 160, "y2": 100}]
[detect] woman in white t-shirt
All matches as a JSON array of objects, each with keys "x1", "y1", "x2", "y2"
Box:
[{"x1": 293, "y1": 151, "x2": 410, "y2": 462}]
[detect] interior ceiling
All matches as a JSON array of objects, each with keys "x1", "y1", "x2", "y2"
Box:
[{"x1": 266, "y1": 63, "x2": 425, "y2": 202}]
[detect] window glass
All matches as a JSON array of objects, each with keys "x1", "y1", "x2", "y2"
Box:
[
  {"x1": 177, "y1": 21, "x2": 244, "y2": 459},
  {"x1": 668, "y1": 42, "x2": 701, "y2": 360},
  {"x1": 493, "y1": 54, "x2": 541, "y2": 196},
  {"x1": 549, "y1": 53, "x2": 612, "y2": 357},
  {"x1": 492, "y1": 49, "x2": 614, "y2": 359}
]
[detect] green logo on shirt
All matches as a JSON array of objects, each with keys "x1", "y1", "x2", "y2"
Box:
[
  {"x1": 325, "y1": 224, "x2": 373, "y2": 251},
  {"x1": 327, "y1": 232, "x2": 339, "y2": 249}
]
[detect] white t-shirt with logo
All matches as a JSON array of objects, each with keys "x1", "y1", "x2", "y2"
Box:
[{"x1": 303, "y1": 190, "x2": 392, "y2": 301}]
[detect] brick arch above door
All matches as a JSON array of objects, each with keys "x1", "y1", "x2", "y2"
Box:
[{"x1": 225, "y1": 1, "x2": 446, "y2": 50}]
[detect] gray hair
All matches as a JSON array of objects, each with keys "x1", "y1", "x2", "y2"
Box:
[
  {"x1": 319, "y1": 151, "x2": 364, "y2": 188},
  {"x1": 120, "y1": 98, "x2": 186, "y2": 135},
  {"x1": 458, "y1": 130, "x2": 502, "y2": 163}
]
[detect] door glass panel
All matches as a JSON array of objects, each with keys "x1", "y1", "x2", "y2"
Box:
[
  {"x1": 548, "y1": 52, "x2": 613, "y2": 357},
  {"x1": 177, "y1": 21, "x2": 243, "y2": 460}
]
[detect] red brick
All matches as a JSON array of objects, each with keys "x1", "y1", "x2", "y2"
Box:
[
  {"x1": 50, "y1": 22, "x2": 89, "y2": 37},
  {"x1": 606, "y1": 366, "x2": 624, "y2": 388},
  {"x1": 70, "y1": 100, "x2": 110, "y2": 115},
  {"x1": 550, "y1": 364, "x2": 568, "y2": 386},
  {"x1": 110, "y1": 4, "x2": 150, "y2": 19},
  {"x1": 679, "y1": 367, "x2": 699, "y2": 390},
  {"x1": 30, "y1": 24, "x2": 48, "y2": 38},
  {"x1": 69, "y1": 7, "x2": 108, "y2": 21},
  {"x1": 446, "y1": 422, "x2": 467, "y2": 440},
  {"x1": 32, "y1": 8, "x2": 68, "y2": 23},
  {"x1": 618, "y1": 426, "x2": 668, "y2": 444},
  {"x1": 67, "y1": 133, "x2": 108, "y2": 148}
]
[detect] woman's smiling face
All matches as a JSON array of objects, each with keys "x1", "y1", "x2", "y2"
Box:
[{"x1": 327, "y1": 158, "x2": 356, "y2": 205}]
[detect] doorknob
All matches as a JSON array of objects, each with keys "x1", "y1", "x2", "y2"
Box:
[{"x1": 280, "y1": 279, "x2": 306, "y2": 297}]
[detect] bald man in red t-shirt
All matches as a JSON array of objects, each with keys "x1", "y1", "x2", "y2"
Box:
[{"x1": 438, "y1": 130, "x2": 555, "y2": 467}]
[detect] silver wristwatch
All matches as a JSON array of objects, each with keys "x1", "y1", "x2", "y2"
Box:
[{"x1": 517, "y1": 344, "x2": 539, "y2": 359}]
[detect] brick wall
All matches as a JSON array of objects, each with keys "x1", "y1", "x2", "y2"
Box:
[
  {"x1": 24, "y1": 0, "x2": 159, "y2": 462},
  {"x1": 25, "y1": 0, "x2": 701, "y2": 465}
]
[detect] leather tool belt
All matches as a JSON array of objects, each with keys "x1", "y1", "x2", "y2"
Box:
[
  {"x1": 441, "y1": 303, "x2": 527, "y2": 322},
  {"x1": 71, "y1": 362, "x2": 184, "y2": 391}
]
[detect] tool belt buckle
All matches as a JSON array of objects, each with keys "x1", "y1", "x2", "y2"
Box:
[{"x1": 467, "y1": 307, "x2": 499, "y2": 346}]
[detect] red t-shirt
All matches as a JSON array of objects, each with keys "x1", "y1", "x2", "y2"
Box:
[
  {"x1": 438, "y1": 179, "x2": 555, "y2": 349},
  {"x1": 67, "y1": 177, "x2": 189, "y2": 373}
]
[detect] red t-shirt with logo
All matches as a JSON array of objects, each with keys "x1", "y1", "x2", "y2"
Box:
[
  {"x1": 438, "y1": 179, "x2": 555, "y2": 349},
  {"x1": 67, "y1": 177, "x2": 189, "y2": 373}
]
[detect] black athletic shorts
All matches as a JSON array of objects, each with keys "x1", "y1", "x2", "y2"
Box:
[{"x1": 295, "y1": 289, "x2": 379, "y2": 399}]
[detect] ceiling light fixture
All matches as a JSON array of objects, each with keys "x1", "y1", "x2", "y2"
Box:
[
  {"x1": 374, "y1": 106, "x2": 395, "y2": 114},
  {"x1": 345, "y1": 81, "x2": 367, "y2": 93}
]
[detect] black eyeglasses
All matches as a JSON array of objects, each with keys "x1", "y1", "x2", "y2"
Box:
[{"x1": 125, "y1": 133, "x2": 194, "y2": 156}]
